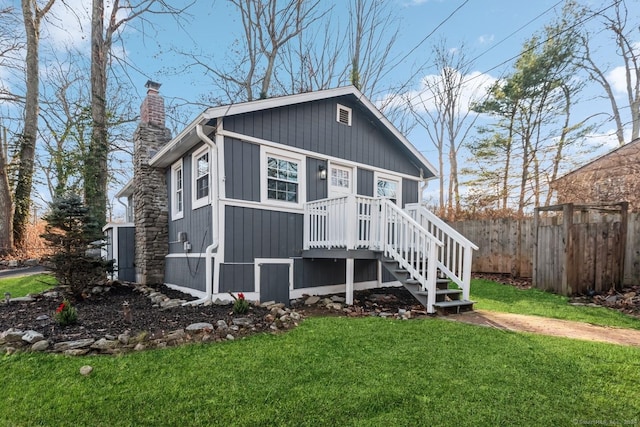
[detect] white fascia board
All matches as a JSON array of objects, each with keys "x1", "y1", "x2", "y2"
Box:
[
  {"x1": 115, "y1": 179, "x2": 134, "y2": 198},
  {"x1": 149, "y1": 111, "x2": 209, "y2": 168}
]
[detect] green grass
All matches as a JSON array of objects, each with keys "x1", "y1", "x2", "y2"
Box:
[
  {"x1": 0, "y1": 273, "x2": 56, "y2": 298},
  {"x1": 471, "y1": 278, "x2": 640, "y2": 330},
  {"x1": 1, "y1": 317, "x2": 639, "y2": 426}
]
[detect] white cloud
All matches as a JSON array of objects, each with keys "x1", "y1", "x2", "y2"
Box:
[
  {"x1": 477, "y1": 34, "x2": 494, "y2": 45},
  {"x1": 407, "y1": 69, "x2": 496, "y2": 115}
]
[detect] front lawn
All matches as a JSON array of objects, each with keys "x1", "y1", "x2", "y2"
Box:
[
  {"x1": 0, "y1": 273, "x2": 56, "y2": 298},
  {"x1": 471, "y1": 278, "x2": 640, "y2": 330},
  {"x1": 1, "y1": 316, "x2": 639, "y2": 426}
]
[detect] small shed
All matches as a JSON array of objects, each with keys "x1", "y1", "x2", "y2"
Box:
[
  {"x1": 533, "y1": 203, "x2": 628, "y2": 295},
  {"x1": 551, "y1": 138, "x2": 640, "y2": 212},
  {"x1": 103, "y1": 223, "x2": 136, "y2": 282}
]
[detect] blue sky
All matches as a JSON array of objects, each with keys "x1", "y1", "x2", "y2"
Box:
[{"x1": 1, "y1": 0, "x2": 636, "y2": 215}]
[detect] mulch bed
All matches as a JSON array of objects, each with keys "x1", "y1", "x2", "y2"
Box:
[{"x1": 2, "y1": 274, "x2": 639, "y2": 347}]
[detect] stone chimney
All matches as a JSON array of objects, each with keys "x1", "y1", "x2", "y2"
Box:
[{"x1": 133, "y1": 81, "x2": 172, "y2": 285}]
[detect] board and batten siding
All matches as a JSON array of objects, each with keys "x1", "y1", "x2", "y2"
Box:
[
  {"x1": 165, "y1": 256, "x2": 210, "y2": 292},
  {"x1": 166, "y1": 144, "x2": 213, "y2": 254},
  {"x1": 224, "y1": 137, "x2": 260, "y2": 201},
  {"x1": 223, "y1": 96, "x2": 425, "y2": 178}
]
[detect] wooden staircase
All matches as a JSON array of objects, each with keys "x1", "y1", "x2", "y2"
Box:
[{"x1": 381, "y1": 257, "x2": 475, "y2": 314}]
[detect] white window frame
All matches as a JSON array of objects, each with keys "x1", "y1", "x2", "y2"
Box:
[
  {"x1": 328, "y1": 163, "x2": 354, "y2": 196},
  {"x1": 260, "y1": 147, "x2": 306, "y2": 209},
  {"x1": 171, "y1": 159, "x2": 184, "y2": 220},
  {"x1": 336, "y1": 103, "x2": 352, "y2": 126},
  {"x1": 375, "y1": 171, "x2": 402, "y2": 206},
  {"x1": 192, "y1": 145, "x2": 210, "y2": 210}
]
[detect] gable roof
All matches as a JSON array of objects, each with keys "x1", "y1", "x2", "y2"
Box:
[
  {"x1": 150, "y1": 86, "x2": 437, "y2": 178},
  {"x1": 552, "y1": 137, "x2": 640, "y2": 185}
]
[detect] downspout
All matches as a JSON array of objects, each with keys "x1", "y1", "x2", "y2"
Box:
[{"x1": 185, "y1": 122, "x2": 219, "y2": 305}]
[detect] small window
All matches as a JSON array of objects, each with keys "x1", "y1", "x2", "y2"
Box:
[
  {"x1": 376, "y1": 174, "x2": 401, "y2": 205},
  {"x1": 336, "y1": 104, "x2": 352, "y2": 126},
  {"x1": 171, "y1": 160, "x2": 184, "y2": 220},
  {"x1": 267, "y1": 156, "x2": 299, "y2": 202},
  {"x1": 192, "y1": 146, "x2": 210, "y2": 209}
]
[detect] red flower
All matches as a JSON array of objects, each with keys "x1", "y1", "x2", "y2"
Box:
[
  {"x1": 56, "y1": 302, "x2": 65, "y2": 313},
  {"x1": 238, "y1": 292, "x2": 245, "y2": 300}
]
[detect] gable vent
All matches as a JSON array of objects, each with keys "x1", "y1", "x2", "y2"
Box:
[{"x1": 336, "y1": 104, "x2": 352, "y2": 126}]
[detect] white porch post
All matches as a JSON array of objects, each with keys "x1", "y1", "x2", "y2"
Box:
[
  {"x1": 346, "y1": 258, "x2": 354, "y2": 305},
  {"x1": 346, "y1": 194, "x2": 357, "y2": 250}
]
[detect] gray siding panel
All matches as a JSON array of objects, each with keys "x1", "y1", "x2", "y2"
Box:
[
  {"x1": 225, "y1": 138, "x2": 260, "y2": 201},
  {"x1": 225, "y1": 206, "x2": 303, "y2": 262},
  {"x1": 402, "y1": 178, "x2": 419, "y2": 207},
  {"x1": 219, "y1": 264, "x2": 254, "y2": 292},
  {"x1": 224, "y1": 96, "x2": 424, "y2": 178},
  {"x1": 165, "y1": 256, "x2": 208, "y2": 292},
  {"x1": 307, "y1": 158, "x2": 327, "y2": 201},
  {"x1": 168, "y1": 205, "x2": 212, "y2": 254},
  {"x1": 358, "y1": 169, "x2": 374, "y2": 197}
]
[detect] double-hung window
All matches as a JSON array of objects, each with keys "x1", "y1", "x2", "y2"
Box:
[
  {"x1": 192, "y1": 146, "x2": 210, "y2": 209},
  {"x1": 261, "y1": 148, "x2": 305, "y2": 208},
  {"x1": 171, "y1": 160, "x2": 184, "y2": 220}
]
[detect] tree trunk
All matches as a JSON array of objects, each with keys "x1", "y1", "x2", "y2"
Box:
[
  {"x1": 14, "y1": 0, "x2": 49, "y2": 247},
  {"x1": 0, "y1": 126, "x2": 13, "y2": 255},
  {"x1": 85, "y1": 0, "x2": 109, "y2": 231}
]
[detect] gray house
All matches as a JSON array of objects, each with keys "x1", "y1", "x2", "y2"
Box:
[{"x1": 113, "y1": 83, "x2": 477, "y2": 313}]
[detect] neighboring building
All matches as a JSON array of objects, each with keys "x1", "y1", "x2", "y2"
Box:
[
  {"x1": 110, "y1": 83, "x2": 477, "y2": 313},
  {"x1": 552, "y1": 138, "x2": 640, "y2": 211}
]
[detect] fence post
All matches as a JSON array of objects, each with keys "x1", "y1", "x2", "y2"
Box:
[{"x1": 562, "y1": 203, "x2": 574, "y2": 296}]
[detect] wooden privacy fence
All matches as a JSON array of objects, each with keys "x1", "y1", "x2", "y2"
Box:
[
  {"x1": 533, "y1": 203, "x2": 627, "y2": 295},
  {"x1": 450, "y1": 204, "x2": 640, "y2": 294},
  {"x1": 450, "y1": 218, "x2": 534, "y2": 278}
]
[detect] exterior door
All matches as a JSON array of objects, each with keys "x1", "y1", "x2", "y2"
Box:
[{"x1": 255, "y1": 259, "x2": 293, "y2": 305}]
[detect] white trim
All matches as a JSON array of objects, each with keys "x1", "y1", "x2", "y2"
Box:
[
  {"x1": 260, "y1": 146, "x2": 306, "y2": 209},
  {"x1": 254, "y1": 258, "x2": 294, "y2": 298},
  {"x1": 165, "y1": 283, "x2": 207, "y2": 299},
  {"x1": 221, "y1": 198, "x2": 304, "y2": 214},
  {"x1": 165, "y1": 252, "x2": 209, "y2": 258},
  {"x1": 170, "y1": 159, "x2": 184, "y2": 220},
  {"x1": 220, "y1": 129, "x2": 423, "y2": 183},
  {"x1": 336, "y1": 103, "x2": 352, "y2": 126},
  {"x1": 192, "y1": 145, "x2": 211, "y2": 210},
  {"x1": 374, "y1": 171, "x2": 403, "y2": 206},
  {"x1": 289, "y1": 280, "x2": 402, "y2": 299}
]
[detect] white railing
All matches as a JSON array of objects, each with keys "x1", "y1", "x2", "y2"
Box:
[
  {"x1": 304, "y1": 195, "x2": 383, "y2": 250},
  {"x1": 405, "y1": 203, "x2": 479, "y2": 301},
  {"x1": 304, "y1": 196, "x2": 446, "y2": 311}
]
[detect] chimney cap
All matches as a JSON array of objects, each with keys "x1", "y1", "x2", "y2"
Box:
[{"x1": 145, "y1": 80, "x2": 161, "y2": 91}]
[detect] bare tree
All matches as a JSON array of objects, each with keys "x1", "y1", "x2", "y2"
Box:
[
  {"x1": 407, "y1": 41, "x2": 480, "y2": 219},
  {"x1": 572, "y1": 0, "x2": 640, "y2": 145},
  {"x1": 13, "y1": 0, "x2": 56, "y2": 249}
]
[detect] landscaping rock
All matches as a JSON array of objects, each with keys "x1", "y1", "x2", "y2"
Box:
[
  {"x1": 225, "y1": 334, "x2": 235, "y2": 340},
  {"x1": 186, "y1": 322, "x2": 214, "y2": 332},
  {"x1": 305, "y1": 296, "x2": 320, "y2": 305},
  {"x1": 216, "y1": 320, "x2": 228, "y2": 330},
  {"x1": 54, "y1": 339, "x2": 95, "y2": 352},
  {"x1": 91, "y1": 338, "x2": 119, "y2": 351},
  {"x1": 22, "y1": 330, "x2": 44, "y2": 344},
  {"x1": 9, "y1": 296, "x2": 34, "y2": 303},
  {"x1": 79, "y1": 365, "x2": 93, "y2": 376},
  {"x1": 166, "y1": 329, "x2": 186, "y2": 342},
  {"x1": 2, "y1": 329, "x2": 25, "y2": 343},
  {"x1": 36, "y1": 315, "x2": 50, "y2": 321},
  {"x1": 31, "y1": 340, "x2": 49, "y2": 352},
  {"x1": 134, "y1": 343, "x2": 146, "y2": 351},
  {"x1": 118, "y1": 333, "x2": 130, "y2": 345},
  {"x1": 5, "y1": 346, "x2": 16, "y2": 355},
  {"x1": 331, "y1": 295, "x2": 346, "y2": 303}
]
